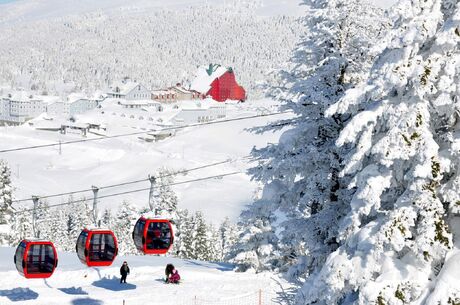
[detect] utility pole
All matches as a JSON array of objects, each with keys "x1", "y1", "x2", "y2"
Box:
[
  {"x1": 148, "y1": 175, "x2": 156, "y2": 212},
  {"x1": 32, "y1": 196, "x2": 39, "y2": 238},
  {"x1": 92, "y1": 186, "x2": 99, "y2": 226}
]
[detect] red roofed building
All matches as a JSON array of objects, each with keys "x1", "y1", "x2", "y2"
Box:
[{"x1": 191, "y1": 64, "x2": 246, "y2": 102}]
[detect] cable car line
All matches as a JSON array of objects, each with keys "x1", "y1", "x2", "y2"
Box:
[
  {"x1": 13, "y1": 171, "x2": 241, "y2": 214},
  {"x1": 11, "y1": 157, "x2": 249, "y2": 204},
  {"x1": 0, "y1": 110, "x2": 292, "y2": 154}
]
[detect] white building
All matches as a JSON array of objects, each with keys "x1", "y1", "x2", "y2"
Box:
[
  {"x1": 0, "y1": 92, "x2": 61, "y2": 124},
  {"x1": 47, "y1": 94, "x2": 97, "y2": 118},
  {"x1": 171, "y1": 99, "x2": 226, "y2": 125},
  {"x1": 107, "y1": 78, "x2": 151, "y2": 100},
  {"x1": 119, "y1": 100, "x2": 162, "y2": 111},
  {"x1": 67, "y1": 93, "x2": 98, "y2": 116}
]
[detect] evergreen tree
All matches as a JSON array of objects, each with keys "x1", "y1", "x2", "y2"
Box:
[
  {"x1": 219, "y1": 217, "x2": 238, "y2": 261},
  {"x1": 300, "y1": 0, "x2": 460, "y2": 303},
  {"x1": 175, "y1": 208, "x2": 194, "y2": 259},
  {"x1": 35, "y1": 200, "x2": 52, "y2": 239},
  {"x1": 100, "y1": 208, "x2": 113, "y2": 228},
  {"x1": 150, "y1": 167, "x2": 179, "y2": 220},
  {"x1": 193, "y1": 211, "x2": 210, "y2": 261},
  {"x1": 231, "y1": 0, "x2": 389, "y2": 286},
  {"x1": 0, "y1": 160, "x2": 14, "y2": 245},
  {"x1": 10, "y1": 209, "x2": 32, "y2": 245},
  {"x1": 113, "y1": 200, "x2": 138, "y2": 255}
]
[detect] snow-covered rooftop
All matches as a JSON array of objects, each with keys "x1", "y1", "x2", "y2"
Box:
[
  {"x1": 109, "y1": 79, "x2": 147, "y2": 96},
  {"x1": 190, "y1": 64, "x2": 229, "y2": 94},
  {"x1": 67, "y1": 93, "x2": 88, "y2": 104}
]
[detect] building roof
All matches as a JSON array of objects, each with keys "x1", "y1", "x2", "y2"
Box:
[
  {"x1": 152, "y1": 89, "x2": 174, "y2": 95},
  {"x1": 109, "y1": 79, "x2": 147, "y2": 96},
  {"x1": 35, "y1": 95, "x2": 61, "y2": 105},
  {"x1": 190, "y1": 64, "x2": 229, "y2": 94},
  {"x1": 10, "y1": 91, "x2": 31, "y2": 102},
  {"x1": 120, "y1": 100, "x2": 159, "y2": 106},
  {"x1": 67, "y1": 93, "x2": 88, "y2": 104},
  {"x1": 169, "y1": 85, "x2": 193, "y2": 94}
]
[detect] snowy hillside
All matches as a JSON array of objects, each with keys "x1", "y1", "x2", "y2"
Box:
[
  {"x1": 0, "y1": 0, "x2": 302, "y2": 98},
  {"x1": 0, "y1": 246, "x2": 286, "y2": 305},
  {"x1": 0, "y1": 99, "x2": 292, "y2": 223}
]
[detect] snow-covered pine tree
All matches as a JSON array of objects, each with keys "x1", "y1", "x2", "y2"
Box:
[
  {"x1": 298, "y1": 0, "x2": 460, "y2": 304},
  {"x1": 193, "y1": 211, "x2": 210, "y2": 261},
  {"x1": 0, "y1": 160, "x2": 14, "y2": 245},
  {"x1": 219, "y1": 217, "x2": 238, "y2": 261},
  {"x1": 10, "y1": 209, "x2": 32, "y2": 245},
  {"x1": 48, "y1": 207, "x2": 68, "y2": 250},
  {"x1": 61, "y1": 198, "x2": 92, "y2": 250},
  {"x1": 113, "y1": 200, "x2": 138, "y2": 255},
  {"x1": 100, "y1": 208, "x2": 113, "y2": 228},
  {"x1": 149, "y1": 167, "x2": 179, "y2": 220},
  {"x1": 232, "y1": 0, "x2": 388, "y2": 281},
  {"x1": 35, "y1": 200, "x2": 52, "y2": 239},
  {"x1": 207, "y1": 224, "x2": 221, "y2": 262},
  {"x1": 175, "y1": 208, "x2": 194, "y2": 259}
]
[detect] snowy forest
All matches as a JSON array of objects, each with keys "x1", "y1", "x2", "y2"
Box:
[
  {"x1": 0, "y1": 163, "x2": 238, "y2": 262},
  {"x1": 0, "y1": 0, "x2": 300, "y2": 98},
  {"x1": 1, "y1": 0, "x2": 460, "y2": 304}
]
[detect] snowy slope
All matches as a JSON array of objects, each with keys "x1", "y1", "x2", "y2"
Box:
[
  {"x1": 0, "y1": 246, "x2": 285, "y2": 305},
  {"x1": 0, "y1": 100, "x2": 292, "y2": 223}
]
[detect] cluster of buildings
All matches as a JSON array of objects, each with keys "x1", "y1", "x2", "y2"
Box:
[
  {"x1": 0, "y1": 91, "x2": 104, "y2": 124},
  {"x1": 0, "y1": 64, "x2": 246, "y2": 126}
]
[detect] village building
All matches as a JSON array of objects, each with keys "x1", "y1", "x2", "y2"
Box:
[
  {"x1": 48, "y1": 93, "x2": 97, "y2": 117},
  {"x1": 0, "y1": 92, "x2": 61, "y2": 124},
  {"x1": 119, "y1": 100, "x2": 162, "y2": 111},
  {"x1": 151, "y1": 89, "x2": 177, "y2": 103},
  {"x1": 171, "y1": 99, "x2": 226, "y2": 125},
  {"x1": 168, "y1": 84, "x2": 203, "y2": 101},
  {"x1": 107, "y1": 78, "x2": 151, "y2": 100},
  {"x1": 190, "y1": 64, "x2": 246, "y2": 102}
]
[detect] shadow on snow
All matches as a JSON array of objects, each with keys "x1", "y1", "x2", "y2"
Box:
[
  {"x1": 71, "y1": 297, "x2": 103, "y2": 305},
  {"x1": 92, "y1": 276, "x2": 137, "y2": 291},
  {"x1": 183, "y1": 259, "x2": 234, "y2": 272},
  {"x1": 0, "y1": 288, "x2": 39, "y2": 302},
  {"x1": 58, "y1": 286, "x2": 88, "y2": 295}
]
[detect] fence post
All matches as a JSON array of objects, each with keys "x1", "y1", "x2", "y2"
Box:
[
  {"x1": 31, "y1": 196, "x2": 39, "y2": 238},
  {"x1": 92, "y1": 186, "x2": 99, "y2": 226},
  {"x1": 259, "y1": 289, "x2": 262, "y2": 305}
]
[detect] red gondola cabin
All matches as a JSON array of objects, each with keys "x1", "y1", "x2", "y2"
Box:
[
  {"x1": 76, "y1": 228, "x2": 118, "y2": 267},
  {"x1": 14, "y1": 239, "x2": 58, "y2": 279},
  {"x1": 132, "y1": 217, "x2": 174, "y2": 255}
]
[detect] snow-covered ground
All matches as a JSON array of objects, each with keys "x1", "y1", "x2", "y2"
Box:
[
  {"x1": 0, "y1": 99, "x2": 292, "y2": 223},
  {"x1": 0, "y1": 246, "x2": 286, "y2": 305}
]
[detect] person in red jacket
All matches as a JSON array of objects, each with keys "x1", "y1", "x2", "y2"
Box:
[{"x1": 165, "y1": 263, "x2": 180, "y2": 284}]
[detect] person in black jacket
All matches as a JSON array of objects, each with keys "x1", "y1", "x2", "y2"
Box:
[{"x1": 120, "y1": 261, "x2": 130, "y2": 283}]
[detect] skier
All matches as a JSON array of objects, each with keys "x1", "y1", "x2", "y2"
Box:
[
  {"x1": 165, "y1": 263, "x2": 180, "y2": 284},
  {"x1": 120, "y1": 261, "x2": 130, "y2": 283}
]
